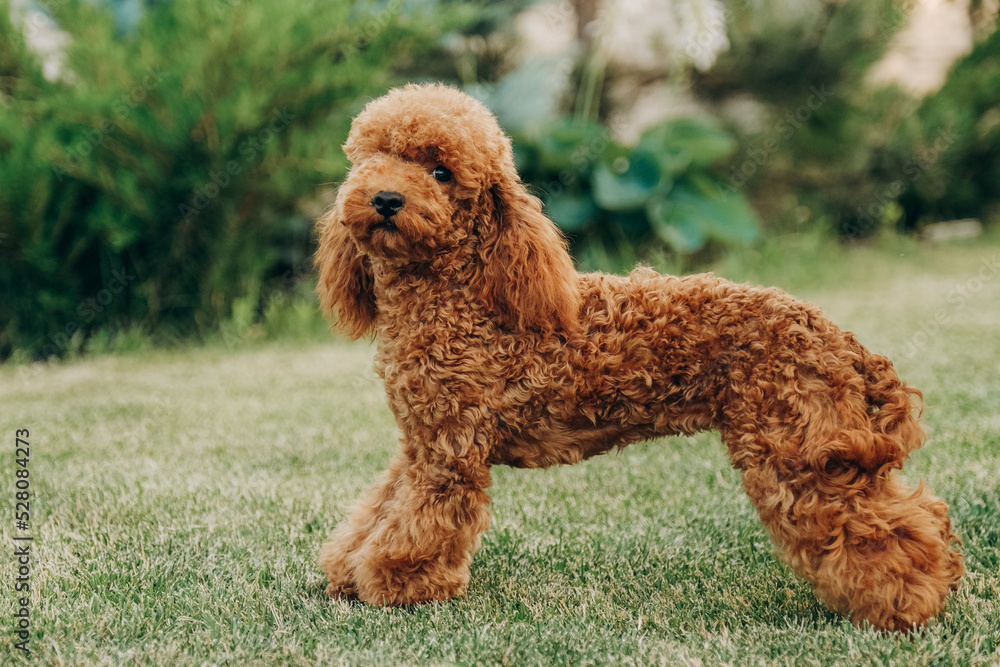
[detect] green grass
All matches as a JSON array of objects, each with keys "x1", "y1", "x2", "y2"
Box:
[{"x1": 2, "y1": 236, "x2": 999, "y2": 665}]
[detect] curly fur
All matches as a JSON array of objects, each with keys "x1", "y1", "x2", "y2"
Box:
[{"x1": 315, "y1": 83, "x2": 963, "y2": 631}]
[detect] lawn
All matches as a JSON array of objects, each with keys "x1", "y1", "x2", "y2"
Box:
[{"x1": 2, "y1": 236, "x2": 998, "y2": 666}]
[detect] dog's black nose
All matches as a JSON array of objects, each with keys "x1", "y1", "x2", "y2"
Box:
[{"x1": 371, "y1": 191, "x2": 405, "y2": 217}]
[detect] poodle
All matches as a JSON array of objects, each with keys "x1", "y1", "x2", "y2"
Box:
[{"x1": 314, "y1": 83, "x2": 963, "y2": 631}]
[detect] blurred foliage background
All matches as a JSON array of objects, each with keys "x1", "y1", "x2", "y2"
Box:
[{"x1": 1, "y1": 0, "x2": 998, "y2": 360}]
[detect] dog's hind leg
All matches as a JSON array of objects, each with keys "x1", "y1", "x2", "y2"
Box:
[
  {"x1": 735, "y1": 447, "x2": 963, "y2": 630},
  {"x1": 720, "y1": 365, "x2": 963, "y2": 630}
]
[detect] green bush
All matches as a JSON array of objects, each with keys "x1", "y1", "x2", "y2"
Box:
[
  {"x1": 692, "y1": 0, "x2": 999, "y2": 238},
  {"x1": 0, "y1": 0, "x2": 470, "y2": 359},
  {"x1": 513, "y1": 115, "x2": 760, "y2": 270},
  {"x1": 689, "y1": 0, "x2": 913, "y2": 238},
  {"x1": 893, "y1": 26, "x2": 1000, "y2": 226}
]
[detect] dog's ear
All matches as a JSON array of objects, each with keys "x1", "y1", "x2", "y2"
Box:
[
  {"x1": 315, "y1": 207, "x2": 377, "y2": 339},
  {"x1": 476, "y1": 181, "x2": 580, "y2": 333}
]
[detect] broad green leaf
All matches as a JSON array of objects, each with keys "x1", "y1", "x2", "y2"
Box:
[
  {"x1": 545, "y1": 190, "x2": 599, "y2": 232},
  {"x1": 592, "y1": 150, "x2": 666, "y2": 212},
  {"x1": 647, "y1": 195, "x2": 707, "y2": 252},
  {"x1": 638, "y1": 117, "x2": 736, "y2": 169},
  {"x1": 680, "y1": 173, "x2": 761, "y2": 243},
  {"x1": 646, "y1": 174, "x2": 760, "y2": 252},
  {"x1": 536, "y1": 118, "x2": 609, "y2": 173}
]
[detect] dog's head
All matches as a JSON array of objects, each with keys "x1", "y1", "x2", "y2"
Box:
[
  {"x1": 331, "y1": 83, "x2": 511, "y2": 263},
  {"x1": 316, "y1": 83, "x2": 579, "y2": 338}
]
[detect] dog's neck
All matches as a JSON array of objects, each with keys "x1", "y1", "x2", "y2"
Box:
[{"x1": 369, "y1": 238, "x2": 484, "y2": 324}]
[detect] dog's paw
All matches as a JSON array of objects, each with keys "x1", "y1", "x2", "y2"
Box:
[
  {"x1": 319, "y1": 538, "x2": 360, "y2": 599},
  {"x1": 325, "y1": 579, "x2": 358, "y2": 599},
  {"x1": 811, "y1": 500, "x2": 964, "y2": 631},
  {"x1": 352, "y1": 552, "x2": 470, "y2": 606}
]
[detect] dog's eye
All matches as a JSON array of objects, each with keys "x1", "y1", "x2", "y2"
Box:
[{"x1": 432, "y1": 165, "x2": 453, "y2": 183}]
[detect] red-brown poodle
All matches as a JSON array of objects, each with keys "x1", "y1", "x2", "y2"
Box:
[{"x1": 314, "y1": 83, "x2": 963, "y2": 631}]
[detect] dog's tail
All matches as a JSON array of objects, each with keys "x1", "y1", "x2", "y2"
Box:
[{"x1": 851, "y1": 339, "x2": 925, "y2": 471}]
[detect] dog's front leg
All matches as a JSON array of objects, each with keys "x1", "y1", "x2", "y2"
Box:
[
  {"x1": 319, "y1": 453, "x2": 410, "y2": 598},
  {"x1": 333, "y1": 426, "x2": 493, "y2": 606}
]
